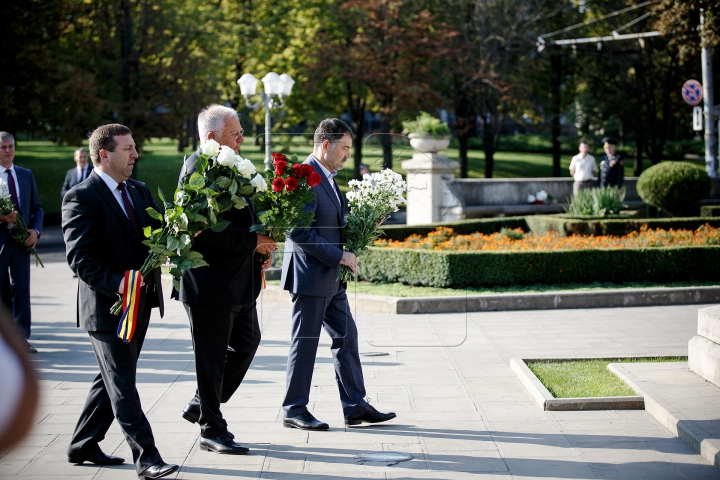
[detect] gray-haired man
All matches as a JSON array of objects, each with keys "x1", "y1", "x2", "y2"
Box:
[{"x1": 175, "y1": 104, "x2": 276, "y2": 454}]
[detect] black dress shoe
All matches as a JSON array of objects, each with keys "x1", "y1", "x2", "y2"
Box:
[
  {"x1": 181, "y1": 404, "x2": 234, "y2": 439},
  {"x1": 345, "y1": 403, "x2": 396, "y2": 426},
  {"x1": 283, "y1": 411, "x2": 329, "y2": 431},
  {"x1": 199, "y1": 433, "x2": 249, "y2": 455},
  {"x1": 138, "y1": 462, "x2": 179, "y2": 479},
  {"x1": 67, "y1": 451, "x2": 125, "y2": 465}
]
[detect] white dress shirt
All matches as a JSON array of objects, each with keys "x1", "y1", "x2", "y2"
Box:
[
  {"x1": 94, "y1": 168, "x2": 134, "y2": 218},
  {"x1": 569, "y1": 154, "x2": 597, "y2": 182},
  {"x1": 0, "y1": 165, "x2": 20, "y2": 208},
  {"x1": 311, "y1": 155, "x2": 341, "y2": 205}
]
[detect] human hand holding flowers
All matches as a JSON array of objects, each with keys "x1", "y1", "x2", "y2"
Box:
[
  {"x1": 0, "y1": 177, "x2": 42, "y2": 267},
  {"x1": 339, "y1": 169, "x2": 407, "y2": 282}
]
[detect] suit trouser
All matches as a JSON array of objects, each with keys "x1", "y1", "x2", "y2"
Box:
[
  {"x1": 184, "y1": 301, "x2": 261, "y2": 438},
  {"x1": 282, "y1": 286, "x2": 367, "y2": 418},
  {"x1": 68, "y1": 303, "x2": 162, "y2": 474},
  {"x1": 0, "y1": 240, "x2": 31, "y2": 338}
]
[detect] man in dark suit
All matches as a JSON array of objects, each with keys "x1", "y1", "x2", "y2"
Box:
[
  {"x1": 175, "y1": 104, "x2": 276, "y2": 454},
  {"x1": 0, "y1": 132, "x2": 44, "y2": 354},
  {"x1": 280, "y1": 118, "x2": 396, "y2": 430},
  {"x1": 62, "y1": 124, "x2": 178, "y2": 479},
  {"x1": 61, "y1": 147, "x2": 91, "y2": 199},
  {"x1": 599, "y1": 136, "x2": 624, "y2": 189}
]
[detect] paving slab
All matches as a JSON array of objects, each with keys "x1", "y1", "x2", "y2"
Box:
[
  {"x1": 0, "y1": 257, "x2": 718, "y2": 478},
  {"x1": 611, "y1": 361, "x2": 720, "y2": 471}
]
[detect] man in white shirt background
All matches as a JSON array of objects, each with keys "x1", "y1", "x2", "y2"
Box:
[
  {"x1": 61, "y1": 147, "x2": 90, "y2": 199},
  {"x1": 569, "y1": 141, "x2": 597, "y2": 196}
]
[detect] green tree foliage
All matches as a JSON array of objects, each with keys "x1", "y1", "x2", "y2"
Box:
[
  {"x1": 2, "y1": 0, "x2": 238, "y2": 146},
  {"x1": 653, "y1": 0, "x2": 719, "y2": 60}
]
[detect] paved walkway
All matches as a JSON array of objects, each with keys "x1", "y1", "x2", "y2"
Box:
[{"x1": 1, "y1": 254, "x2": 719, "y2": 479}]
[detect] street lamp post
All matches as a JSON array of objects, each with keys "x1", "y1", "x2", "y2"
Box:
[{"x1": 237, "y1": 72, "x2": 295, "y2": 171}]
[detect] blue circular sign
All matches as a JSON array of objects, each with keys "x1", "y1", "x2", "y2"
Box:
[{"x1": 682, "y1": 80, "x2": 703, "y2": 106}]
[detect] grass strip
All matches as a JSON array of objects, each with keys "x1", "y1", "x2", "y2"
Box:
[
  {"x1": 263, "y1": 279, "x2": 717, "y2": 297},
  {"x1": 527, "y1": 357, "x2": 687, "y2": 398}
]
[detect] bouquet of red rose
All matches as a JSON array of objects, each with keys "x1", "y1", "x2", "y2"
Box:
[{"x1": 251, "y1": 152, "x2": 321, "y2": 242}]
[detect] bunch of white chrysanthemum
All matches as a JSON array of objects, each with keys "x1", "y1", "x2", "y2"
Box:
[
  {"x1": 340, "y1": 169, "x2": 407, "y2": 282},
  {"x1": 346, "y1": 169, "x2": 406, "y2": 213}
]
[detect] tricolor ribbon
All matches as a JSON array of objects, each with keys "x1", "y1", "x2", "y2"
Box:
[
  {"x1": 260, "y1": 268, "x2": 266, "y2": 290},
  {"x1": 117, "y1": 270, "x2": 143, "y2": 343}
]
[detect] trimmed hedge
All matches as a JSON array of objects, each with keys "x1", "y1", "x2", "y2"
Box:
[
  {"x1": 357, "y1": 246, "x2": 720, "y2": 288},
  {"x1": 380, "y1": 217, "x2": 528, "y2": 241},
  {"x1": 701, "y1": 206, "x2": 720, "y2": 217},
  {"x1": 525, "y1": 215, "x2": 720, "y2": 237}
]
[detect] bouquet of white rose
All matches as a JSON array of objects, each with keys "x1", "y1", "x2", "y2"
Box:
[
  {"x1": 339, "y1": 169, "x2": 407, "y2": 282},
  {"x1": 110, "y1": 139, "x2": 267, "y2": 314},
  {"x1": 0, "y1": 178, "x2": 42, "y2": 267}
]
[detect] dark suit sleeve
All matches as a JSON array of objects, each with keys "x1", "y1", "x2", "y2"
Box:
[
  {"x1": 61, "y1": 170, "x2": 73, "y2": 199},
  {"x1": 288, "y1": 194, "x2": 344, "y2": 268},
  {"x1": 27, "y1": 171, "x2": 43, "y2": 235},
  {"x1": 62, "y1": 188, "x2": 123, "y2": 299}
]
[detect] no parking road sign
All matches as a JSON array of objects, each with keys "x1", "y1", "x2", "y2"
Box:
[{"x1": 682, "y1": 79, "x2": 703, "y2": 105}]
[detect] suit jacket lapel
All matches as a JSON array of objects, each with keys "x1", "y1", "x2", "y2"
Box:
[
  {"x1": 308, "y1": 158, "x2": 341, "y2": 216},
  {"x1": 90, "y1": 172, "x2": 137, "y2": 238}
]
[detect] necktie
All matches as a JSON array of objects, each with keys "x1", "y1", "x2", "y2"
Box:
[
  {"x1": 6, "y1": 169, "x2": 19, "y2": 210},
  {"x1": 117, "y1": 183, "x2": 143, "y2": 239}
]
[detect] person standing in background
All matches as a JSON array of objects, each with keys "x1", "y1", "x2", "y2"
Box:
[
  {"x1": 569, "y1": 142, "x2": 597, "y2": 196},
  {"x1": 61, "y1": 148, "x2": 91, "y2": 199},
  {"x1": 599, "y1": 137, "x2": 624, "y2": 189},
  {"x1": 0, "y1": 132, "x2": 44, "y2": 354}
]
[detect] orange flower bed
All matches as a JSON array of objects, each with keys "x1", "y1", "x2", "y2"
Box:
[{"x1": 375, "y1": 225, "x2": 720, "y2": 251}]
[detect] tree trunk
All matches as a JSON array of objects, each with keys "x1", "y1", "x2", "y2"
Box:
[
  {"x1": 551, "y1": 51, "x2": 562, "y2": 177},
  {"x1": 634, "y1": 125, "x2": 644, "y2": 176},
  {"x1": 380, "y1": 110, "x2": 392, "y2": 170},
  {"x1": 454, "y1": 92, "x2": 476, "y2": 179},
  {"x1": 347, "y1": 82, "x2": 366, "y2": 180},
  {"x1": 120, "y1": 0, "x2": 133, "y2": 111},
  {"x1": 483, "y1": 121, "x2": 494, "y2": 178}
]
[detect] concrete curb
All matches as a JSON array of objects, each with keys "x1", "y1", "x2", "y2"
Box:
[
  {"x1": 510, "y1": 358, "x2": 644, "y2": 411},
  {"x1": 610, "y1": 363, "x2": 720, "y2": 471},
  {"x1": 256, "y1": 284, "x2": 720, "y2": 314}
]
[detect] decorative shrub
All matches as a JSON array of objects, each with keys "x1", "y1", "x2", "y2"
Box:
[
  {"x1": 401, "y1": 112, "x2": 450, "y2": 137},
  {"x1": 376, "y1": 225, "x2": 720, "y2": 251},
  {"x1": 357, "y1": 246, "x2": 720, "y2": 288},
  {"x1": 379, "y1": 217, "x2": 528, "y2": 241},
  {"x1": 637, "y1": 162, "x2": 711, "y2": 216},
  {"x1": 566, "y1": 187, "x2": 626, "y2": 216},
  {"x1": 525, "y1": 215, "x2": 720, "y2": 236}
]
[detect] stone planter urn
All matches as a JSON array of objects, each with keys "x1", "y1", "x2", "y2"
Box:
[{"x1": 408, "y1": 133, "x2": 450, "y2": 154}]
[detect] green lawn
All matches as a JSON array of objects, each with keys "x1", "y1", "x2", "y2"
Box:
[
  {"x1": 13, "y1": 137, "x2": 704, "y2": 222},
  {"x1": 265, "y1": 279, "x2": 719, "y2": 297},
  {"x1": 527, "y1": 357, "x2": 687, "y2": 398}
]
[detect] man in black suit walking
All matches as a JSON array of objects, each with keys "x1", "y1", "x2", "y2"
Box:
[
  {"x1": 62, "y1": 124, "x2": 178, "y2": 479},
  {"x1": 176, "y1": 105, "x2": 276, "y2": 454},
  {"x1": 61, "y1": 147, "x2": 91, "y2": 199}
]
